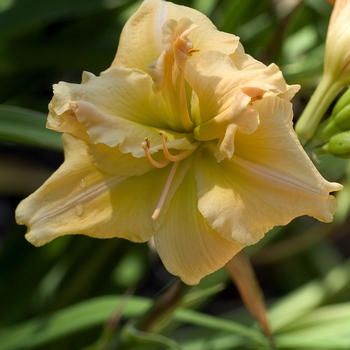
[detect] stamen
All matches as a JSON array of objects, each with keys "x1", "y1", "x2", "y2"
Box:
[
  {"x1": 152, "y1": 161, "x2": 179, "y2": 220},
  {"x1": 142, "y1": 139, "x2": 170, "y2": 169},
  {"x1": 159, "y1": 131, "x2": 198, "y2": 162}
]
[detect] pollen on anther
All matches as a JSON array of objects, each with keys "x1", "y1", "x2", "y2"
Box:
[{"x1": 144, "y1": 137, "x2": 151, "y2": 148}]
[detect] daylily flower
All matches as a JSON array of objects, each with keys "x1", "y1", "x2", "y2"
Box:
[
  {"x1": 325, "y1": 0, "x2": 350, "y2": 84},
  {"x1": 296, "y1": 0, "x2": 350, "y2": 144},
  {"x1": 16, "y1": 0, "x2": 342, "y2": 285}
]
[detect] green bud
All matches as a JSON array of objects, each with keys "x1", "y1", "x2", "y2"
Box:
[
  {"x1": 332, "y1": 104, "x2": 350, "y2": 131},
  {"x1": 322, "y1": 130, "x2": 350, "y2": 158},
  {"x1": 311, "y1": 88, "x2": 350, "y2": 147},
  {"x1": 332, "y1": 88, "x2": 350, "y2": 116}
]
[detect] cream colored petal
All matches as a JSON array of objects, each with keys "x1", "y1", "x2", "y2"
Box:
[
  {"x1": 49, "y1": 69, "x2": 174, "y2": 131},
  {"x1": 85, "y1": 142, "x2": 157, "y2": 176},
  {"x1": 71, "y1": 99, "x2": 194, "y2": 157},
  {"x1": 187, "y1": 50, "x2": 289, "y2": 126},
  {"x1": 15, "y1": 134, "x2": 188, "y2": 246},
  {"x1": 230, "y1": 50, "x2": 301, "y2": 100},
  {"x1": 147, "y1": 17, "x2": 197, "y2": 132},
  {"x1": 196, "y1": 96, "x2": 342, "y2": 246},
  {"x1": 154, "y1": 162, "x2": 243, "y2": 285},
  {"x1": 106, "y1": 0, "x2": 239, "y2": 73},
  {"x1": 48, "y1": 69, "x2": 196, "y2": 157}
]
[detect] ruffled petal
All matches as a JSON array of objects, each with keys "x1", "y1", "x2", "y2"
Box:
[
  {"x1": 154, "y1": 161, "x2": 243, "y2": 285},
  {"x1": 196, "y1": 96, "x2": 342, "y2": 246},
  {"x1": 107, "y1": 0, "x2": 239, "y2": 73},
  {"x1": 188, "y1": 50, "x2": 295, "y2": 161},
  {"x1": 49, "y1": 69, "x2": 180, "y2": 132},
  {"x1": 187, "y1": 50, "x2": 290, "y2": 126},
  {"x1": 15, "y1": 134, "x2": 190, "y2": 246},
  {"x1": 48, "y1": 69, "x2": 196, "y2": 162}
]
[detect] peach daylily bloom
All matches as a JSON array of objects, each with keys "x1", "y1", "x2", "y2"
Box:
[{"x1": 16, "y1": 0, "x2": 342, "y2": 285}]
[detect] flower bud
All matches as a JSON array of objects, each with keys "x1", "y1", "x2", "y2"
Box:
[
  {"x1": 312, "y1": 88, "x2": 350, "y2": 145},
  {"x1": 295, "y1": 0, "x2": 350, "y2": 144},
  {"x1": 324, "y1": 0, "x2": 350, "y2": 86},
  {"x1": 322, "y1": 130, "x2": 350, "y2": 158}
]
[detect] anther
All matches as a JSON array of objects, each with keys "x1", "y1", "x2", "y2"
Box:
[{"x1": 141, "y1": 139, "x2": 170, "y2": 169}]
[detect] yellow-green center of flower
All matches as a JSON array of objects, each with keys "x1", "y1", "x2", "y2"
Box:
[{"x1": 140, "y1": 18, "x2": 205, "y2": 219}]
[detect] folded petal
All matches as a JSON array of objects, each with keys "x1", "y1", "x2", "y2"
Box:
[
  {"x1": 154, "y1": 161, "x2": 244, "y2": 285},
  {"x1": 49, "y1": 69, "x2": 177, "y2": 131},
  {"x1": 187, "y1": 50, "x2": 290, "y2": 126},
  {"x1": 48, "y1": 69, "x2": 197, "y2": 161},
  {"x1": 107, "y1": 0, "x2": 239, "y2": 73},
  {"x1": 15, "y1": 134, "x2": 189, "y2": 246},
  {"x1": 196, "y1": 96, "x2": 342, "y2": 246}
]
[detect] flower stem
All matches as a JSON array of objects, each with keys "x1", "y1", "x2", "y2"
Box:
[
  {"x1": 134, "y1": 279, "x2": 192, "y2": 333},
  {"x1": 295, "y1": 74, "x2": 343, "y2": 145}
]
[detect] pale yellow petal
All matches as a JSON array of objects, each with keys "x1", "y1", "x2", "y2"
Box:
[
  {"x1": 107, "y1": 0, "x2": 239, "y2": 73},
  {"x1": 49, "y1": 69, "x2": 174, "y2": 131},
  {"x1": 15, "y1": 134, "x2": 190, "y2": 246},
  {"x1": 229, "y1": 50, "x2": 301, "y2": 101},
  {"x1": 70, "y1": 99, "x2": 194, "y2": 157},
  {"x1": 188, "y1": 50, "x2": 292, "y2": 161},
  {"x1": 187, "y1": 50, "x2": 289, "y2": 126},
  {"x1": 85, "y1": 142, "x2": 157, "y2": 176},
  {"x1": 48, "y1": 69, "x2": 196, "y2": 158},
  {"x1": 154, "y1": 162, "x2": 243, "y2": 285},
  {"x1": 196, "y1": 96, "x2": 342, "y2": 246}
]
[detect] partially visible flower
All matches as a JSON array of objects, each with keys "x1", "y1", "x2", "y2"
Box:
[
  {"x1": 16, "y1": 0, "x2": 342, "y2": 285},
  {"x1": 296, "y1": 0, "x2": 350, "y2": 144},
  {"x1": 325, "y1": 0, "x2": 350, "y2": 83}
]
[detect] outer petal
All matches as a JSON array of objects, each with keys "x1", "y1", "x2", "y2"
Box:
[
  {"x1": 229, "y1": 50, "x2": 300, "y2": 102},
  {"x1": 196, "y1": 96, "x2": 342, "y2": 246},
  {"x1": 154, "y1": 160, "x2": 243, "y2": 285},
  {"x1": 70, "y1": 99, "x2": 195, "y2": 157},
  {"x1": 106, "y1": 0, "x2": 239, "y2": 73},
  {"x1": 15, "y1": 134, "x2": 189, "y2": 246}
]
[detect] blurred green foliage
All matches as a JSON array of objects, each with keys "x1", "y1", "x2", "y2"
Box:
[{"x1": 1, "y1": 0, "x2": 350, "y2": 349}]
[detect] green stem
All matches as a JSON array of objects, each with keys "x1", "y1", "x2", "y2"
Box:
[
  {"x1": 295, "y1": 74, "x2": 343, "y2": 145},
  {"x1": 134, "y1": 279, "x2": 192, "y2": 333}
]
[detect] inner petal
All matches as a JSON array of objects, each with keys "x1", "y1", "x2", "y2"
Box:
[{"x1": 148, "y1": 17, "x2": 199, "y2": 132}]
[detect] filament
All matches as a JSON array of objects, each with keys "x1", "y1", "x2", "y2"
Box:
[
  {"x1": 141, "y1": 139, "x2": 170, "y2": 169},
  {"x1": 152, "y1": 161, "x2": 180, "y2": 220},
  {"x1": 142, "y1": 132, "x2": 199, "y2": 220},
  {"x1": 159, "y1": 131, "x2": 198, "y2": 162}
]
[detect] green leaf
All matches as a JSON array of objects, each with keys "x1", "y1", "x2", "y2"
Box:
[
  {"x1": 0, "y1": 0, "x2": 134, "y2": 36},
  {"x1": 0, "y1": 104, "x2": 62, "y2": 150},
  {"x1": 0, "y1": 296, "x2": 151, "y2": 350},
  {"x1": 176, "y1": 308, "x2": 266, "y2": 345},
  {"x1": 275, "y1": 303, "x2": 350, "y2": 349},
  {"x1": 0, "y1": 295, "x2": 266, "y2": 350},
  {"x1": 121, "y1": 323, "x2": 182, "y2": 350},
  {"x1": 269, "y1": 259, "x2": 350, "y2": 332}
]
